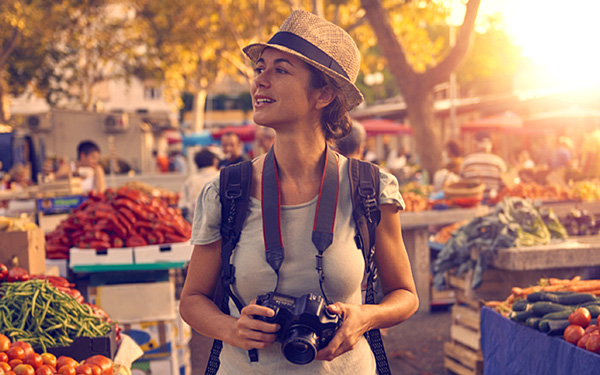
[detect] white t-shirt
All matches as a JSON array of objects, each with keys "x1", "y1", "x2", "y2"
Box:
[{"x1": 191, "y1": 156, "x2": 404, "y2": 374}]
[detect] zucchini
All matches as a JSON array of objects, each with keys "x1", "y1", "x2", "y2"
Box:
[
  {"x1": 530, "y1": 301, "x2": 572, "y2": 316},
  {"x1": 509, "y1": 309, "x2": 535, "y2": 322},
  {"x1": 512, "y1": 299, "x2": 530, "y2": 312},
  {"x1": 542, "y1": 319, "x2": 571, "y2": 336},
  {"x1": 525, "y1": 316, "x2": 542, "y2": 330},
  {"x1": 585, "y1": 304, "x2": 600, "y2": 318},
  {"x1": 541, "y1": 309, "x2": 574, "y2": 320},
  {"x1": 526, "y1": 291, "x2": 596, "y2": 305}
]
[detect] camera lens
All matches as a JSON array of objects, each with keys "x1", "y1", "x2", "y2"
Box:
[{"x1": 281, "y1": 325, "x2": 319, "y2": 365}]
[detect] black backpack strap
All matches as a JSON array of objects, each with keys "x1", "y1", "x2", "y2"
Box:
[
  {"x1": 348, "y1": 158, "x2": 391, "y2": 375},
  {"x1": 206, "y1": 161, "x2": 254, "y2": 375}
]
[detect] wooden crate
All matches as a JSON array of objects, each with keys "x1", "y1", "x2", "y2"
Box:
[{"x1": 444, "y1": 304, "x2": 483, "y2": 375}]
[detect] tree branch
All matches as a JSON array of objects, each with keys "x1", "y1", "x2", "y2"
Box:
[
  {"x1": 425, "y1": 0, "x2": 481, "y2": 87},
  {"x1": 0, "y1": 28, "x2": 21, "y2": 68}
]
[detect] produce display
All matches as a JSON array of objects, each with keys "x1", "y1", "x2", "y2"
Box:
[
  {"x1": 0, "y1": 215, "x2": 37, "y2": 232},
  {"x1": 0, "y1": 265, "x2": 115, "y2": 353},
  {"x1": 120, "y1": 180, "x2": 179, "y2": 207},
  {"x1": 0, "y1": 335, "x2": 116, "y2": 375},
  {"x1": 432, "y1": 197, "x2": 568, "y2": 290},
  {"x1": 493, "y1": 180, "x2": 600, "y2": 203},
  {"x1": 486, "y1": 277, "x2": 600, "y2": 355},
  {"x1": 45, "y1": 186, "x2": 191, "y2": 259}
]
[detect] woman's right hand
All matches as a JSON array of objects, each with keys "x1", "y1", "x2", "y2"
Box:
[{"x1": 229, "y1": 302, "x2": 280, "y2": 350}]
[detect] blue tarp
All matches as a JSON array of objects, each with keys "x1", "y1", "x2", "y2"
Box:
[{"x1": 481, "y1": 307, "x2": 600, "y2": 375}]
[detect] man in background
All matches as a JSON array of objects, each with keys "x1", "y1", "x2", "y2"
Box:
[
  {"x1": 179, "y1": 148, "x2": 220, "y2": 221},
  {"x1": 254, "y1": 126, "x2": 276, "y2": 156},
  {"x1": 218, "y1": 132, "x2": 249, "y2": 168},
  {"x1": 45, "y1": 140, "x2": 106, "y2": 193},
  {"x1": 460, "y1": 131, "x2": 506, "y2": 201},
  {"x1": 334, "y1": 120, "x2": 366, "y2": 159}
]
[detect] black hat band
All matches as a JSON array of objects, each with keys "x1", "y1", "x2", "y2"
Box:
[{"x1": 267, "y1": 31, "x2": 350, "y2": 80}]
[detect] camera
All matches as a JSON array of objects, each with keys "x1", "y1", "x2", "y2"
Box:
[{"x1": 255, "y1": 292, "x2": 341, "y2": 364}]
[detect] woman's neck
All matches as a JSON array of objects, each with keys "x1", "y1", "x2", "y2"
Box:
[{"x1": 272, "y1": 132, "x2": 326, "y2": 180}]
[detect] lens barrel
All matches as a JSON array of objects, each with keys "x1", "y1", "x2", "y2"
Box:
[{"x1": 281, "y1": 325, "x2": 319, "y2": 364}]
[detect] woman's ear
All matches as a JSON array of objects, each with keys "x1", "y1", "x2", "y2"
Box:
[{"x1": 315, "y1": 86, "x2": 335, "y2": 110}]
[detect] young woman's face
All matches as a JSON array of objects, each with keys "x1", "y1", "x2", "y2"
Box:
[{"x1": 251, "y1": 48, "x2": 321, "y2": 128}]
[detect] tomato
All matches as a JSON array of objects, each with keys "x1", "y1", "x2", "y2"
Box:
[
  {"x1": 5, "y1": 347, "x2": 24, "y2": 362},
  {"x1": 57, "y1": 366, "x2": 75, "y2": 375},
  {"x1": 13, "y1": 364, "x2": 34, "y2": 375},
  {"x1": 564, "y1": 324, "x2": 586, "y2": 344},
  {"x1": 86, "y1": 366, "x2": 100, "y2": 375},
  {"x1": 586, "y1": 333, "x2": 600, "y2": 353},
  {"x1": 80, "y1": 356, "x2": 111, "y2": 375},
  {"x1": 0, "y1": 335, "x2": 11, "y2": 353},
  {"x1": 9, "y1": 344, "x2": 32, "y2": 359},
  {"x1": 8, "y1": 360, "x2": 22, "y2": 370},
  {"x1": 569, "y1": 307, "x2": 592, "y2": 328},
  {"x1": 35, "y1": 366, "x2": 55, "y2": 375},
  {"x1": 0, "y1": 363, "x2": 11, "y2": 372},
  {"x1": 39, "y1": 354, "x2": 55, "y2": 370},
  {"x1": 0, "y1": 353, "x2": 8, "y2": 363},
  {"x1": 74, "y1": 365, "x2": 92, "y2": 375},
  {"x1": 585, "y1": 324, "x2": 599, "y2": 334},
  {"x1": 0, "y1": 263, "x2": 8, "y2": 281},
  {"x1": 0, "y1": 365, "x2": 4, "y2": 375},
  {"x1": 22, "y1": 355, "x2": 42, "y2": 370},
  {"x1": 56, "y1": 358, "x2": 77, "y2": 370}
]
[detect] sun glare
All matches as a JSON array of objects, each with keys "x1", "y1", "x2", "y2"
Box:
[{"x1": 479, "y1": 0, "x2": 600, "y2": 89}]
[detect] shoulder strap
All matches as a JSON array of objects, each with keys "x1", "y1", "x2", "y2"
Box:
[
  {"x1": 348, "y1": 158, "x2": 391, "y2": 375},
  {"x1": 206, "y1": 161, "x2": 254, "y2": 375}
]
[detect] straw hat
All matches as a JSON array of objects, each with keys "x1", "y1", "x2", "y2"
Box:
[{"x1": 243, "y1": 9, "x2": 364, "y2": 110}]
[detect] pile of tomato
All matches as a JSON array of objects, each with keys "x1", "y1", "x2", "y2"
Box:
[
  {"x1": 563, "y1": 307, "x2": 600, "y2": 353},
  {"x1": 0, "y1": 333, "x2": 113, "y2": 375}
]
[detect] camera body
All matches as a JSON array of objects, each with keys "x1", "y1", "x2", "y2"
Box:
[{"x1": 255, "y1": 292, "x2": 341, "y2": 364}]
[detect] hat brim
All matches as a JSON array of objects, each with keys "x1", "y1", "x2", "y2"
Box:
[{"x1": 243, "y1": 42, "x2": 364, "y2": 111}]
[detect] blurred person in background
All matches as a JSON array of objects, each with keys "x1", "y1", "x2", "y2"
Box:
[
  {"x1": 179, "y1": 148, "x2": 220, "y2": 221},
  {"x1": 254, "y1": 125, "x2": 276, "y2": 157},
  {"x1": 334, "y1": 120, "x2": 366, "y2": 159},
  {"x1": 432, "y1": 139, "x2": 463, "y2": 192},
  {"x1": 218, "y1": 132, "x2": 250, "y2": 168},
  {"x1": 45, "y1": 140, "x2": 106, "y2": 193},
  {"x1": 460, "y1": 131, "x2": 506, "y2": 201}
]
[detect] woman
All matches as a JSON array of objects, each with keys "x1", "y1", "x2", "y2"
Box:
[{"x1": 179, "y1": 10, "x2": 418, "y2": 374}]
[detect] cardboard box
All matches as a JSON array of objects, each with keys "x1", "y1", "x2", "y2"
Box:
[
  {"x1": 0, "y1": 228, "x2": 46, "y2": 274},
  {"x1": 131, "y1": 357, "x2": 179, "y2": 375},
  {"x1": 133, "y1": 242, "x2": 193, "y2": 264},
  {"x1": 47, "y1": 325, "x2": 117, "y2": 361},
  {"x1": 91, "y1": 281, "x2": 176, "y2": 323},
  {"x1": 121, "y1": 320, "x2": 176, "y2": 361},
  {"x1": 70, "y1": 247, "x2": 134, "y2": 267}
]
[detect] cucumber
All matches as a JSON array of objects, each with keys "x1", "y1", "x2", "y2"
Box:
[
  {"x1": 541, "y1": 309, "x2": 574, "y2": 320},
  {"x1": 509, "y1": 309, "x2": 535, "y2": 322},
  {"x1": 538, "y1": 319, "x2": 571, "y2": 335},
  {"x1": 512, "y1": 299, "x2": 530, "y2": 312},
  {"x1": 526, "y1": 291, "x2": 596, "y2": 305},
  {"x1": 530, "y1": 301, "x2": 572, "y2": 316},
  {"x1": 525, "y1": 316, "x2": 542, "y2": 330},
  {"x1": 584, "y1": 304, "x2": 600, "y2": 318}
]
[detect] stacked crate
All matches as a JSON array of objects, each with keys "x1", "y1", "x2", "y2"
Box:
[{"x1": 443, "y1": 272, "x2": 484, "y2": 375}]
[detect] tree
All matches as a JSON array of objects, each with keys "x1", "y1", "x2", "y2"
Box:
[{"x1": 360, "y1": 0, "x2": 482, "y2": 176}]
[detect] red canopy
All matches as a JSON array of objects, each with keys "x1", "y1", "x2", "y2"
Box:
[
  {"x1": 211, "y1": 124, "x2": 257, "y2": 142},
  {"x1": 359, "y1": 118, "x2": 412, "y2": 136}
]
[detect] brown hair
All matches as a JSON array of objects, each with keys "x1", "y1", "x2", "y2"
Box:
[{"x1": 307, "y1": 63, "x2": 352, "y2": 141}]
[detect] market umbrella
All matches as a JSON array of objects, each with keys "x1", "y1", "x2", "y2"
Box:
[
  {"x1": 460, "y1": 112, "x2": 523, "y2": 133},
  {"x1": 359, "y1": 118, "x2": 413, "y2": 136},
  {"x1": 524, "y1": 106, "x2": 600, "y2": 128},
  {"x1": 211, "y1": 123, "x2": 257, "y2": 142}
]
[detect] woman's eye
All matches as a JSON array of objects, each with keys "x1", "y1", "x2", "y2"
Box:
[
  {"x1": 276, "y1": 68, "x2": 287, "y2": 74},
  {"x1": 254, "y1": 67, "x2": 264, "y2": 75}
]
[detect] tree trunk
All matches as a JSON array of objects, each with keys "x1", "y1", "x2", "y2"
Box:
[
  {"x1": 361, "y1": 0, "x2": 481, "y2": 178},
  {"x1": 192, "y1": 88, "x2": 207, "y2": 133}
]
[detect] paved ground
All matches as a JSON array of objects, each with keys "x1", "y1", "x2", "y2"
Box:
[{"x1": 188, "y1": 305, "x2": 453, "y2": 375}]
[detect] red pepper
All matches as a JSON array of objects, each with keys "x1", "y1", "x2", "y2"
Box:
[
  {"x1": 112, "y1": 237, "x2": 124, "y2": 248},
  {"x1": 165, "y1": 232, "x2": 189, "y2": 244},
  {"x1": 116, "y1": 207, "x2": 136, "y2": 225},
  {"x1": 7, "y1": 267, "x2": 30, "y2": 282},
  {"x1": 125, "y1": 235, "x2": 148, "y2": 247}
]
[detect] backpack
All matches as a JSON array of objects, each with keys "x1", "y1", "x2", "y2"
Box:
[{"x1": 205, "y1": 158, "x2": 391, "y2": 375}]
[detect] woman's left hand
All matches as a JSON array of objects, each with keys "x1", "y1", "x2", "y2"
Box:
[{"x1": 315, "y1": 302, "x2": 370, "y2": 361}]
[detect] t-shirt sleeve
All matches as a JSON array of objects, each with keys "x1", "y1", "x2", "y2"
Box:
[
  {"x1": 379, "y1": 169, "x2": 406, "y2": 211},
  {"x1": 190, "y1": 176, "x2": 222, "y2": 245}
]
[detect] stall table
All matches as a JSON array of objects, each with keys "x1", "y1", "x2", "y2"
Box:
[
  {"x1": 481, "y1": 306, "x2": 600, "y2": 375},
  {"x1": 399, "y1": 206, "x2": 490, "y2": 311}
]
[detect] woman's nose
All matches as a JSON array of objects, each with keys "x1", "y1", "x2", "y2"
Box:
[{"x1": 254, "y1": 70, "x2": 271, "y2": 88}]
